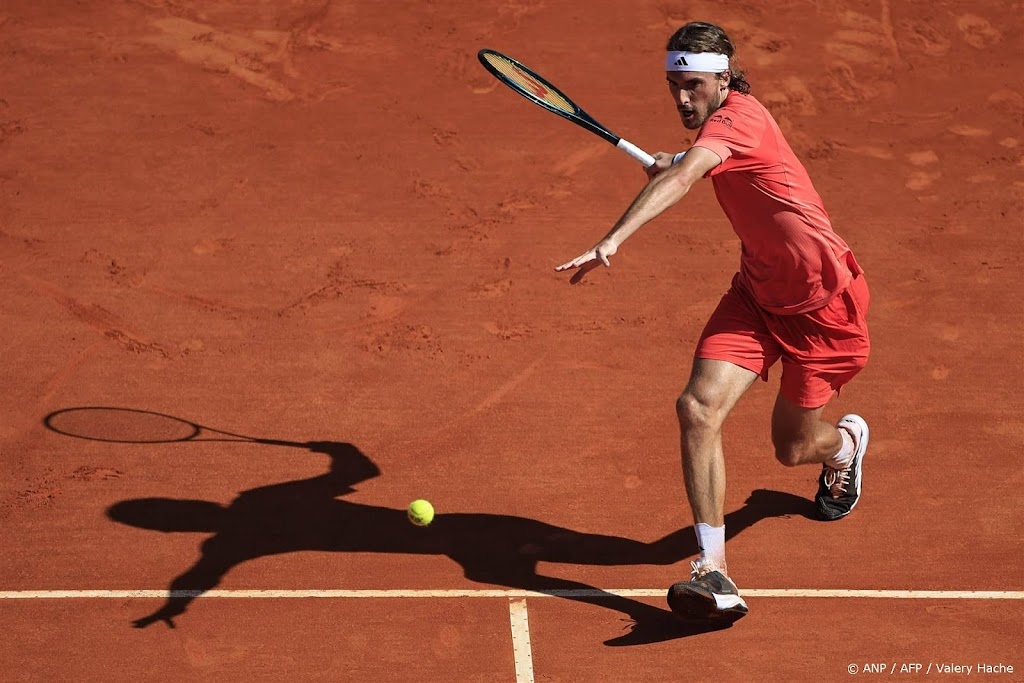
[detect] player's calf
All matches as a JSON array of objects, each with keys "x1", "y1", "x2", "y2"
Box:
[{"x1": 772, "y1": 438, "x2": 819, "y2": 467}]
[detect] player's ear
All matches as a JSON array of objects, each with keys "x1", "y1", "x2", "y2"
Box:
[{"x1": 718, "y1": 70, "x2": 731, "y2": 92}]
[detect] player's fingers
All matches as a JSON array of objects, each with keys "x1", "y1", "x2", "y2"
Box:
[
  {"x1": 554, "y1": 257, "x2": 579, "y2": 271},
  {"x1": 599, "y1": 252, "x2": 611, "y2": 267},
  {"x1": 645, "y1": 152, "x2": 670, "y2": 178},
  {"x1": 555, "y1": 252, "x2": 593, "y2": 271}
]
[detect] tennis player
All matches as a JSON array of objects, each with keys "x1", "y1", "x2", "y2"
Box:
[{"x1": 556, "y1": 21, "x2": 871, "y2": 621}]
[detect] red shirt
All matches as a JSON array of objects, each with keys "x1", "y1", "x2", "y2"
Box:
[{"x1": 691, "y1": 92, "x2": 862, "y2": 314}]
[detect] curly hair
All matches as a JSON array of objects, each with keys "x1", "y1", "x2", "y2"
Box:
[{"x1": 666, "y1": 22, "x2": 751, "y2": 94}]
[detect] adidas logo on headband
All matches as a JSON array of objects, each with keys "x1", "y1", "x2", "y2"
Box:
[{"x1": 666, "y1": 51, "x2": 730, "y2": 72}]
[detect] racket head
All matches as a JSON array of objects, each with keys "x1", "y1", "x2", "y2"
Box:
[
  {"x1": 45, "y1": 407, "x2": 207, "y2": 443},
  {"x1": 477, "y1": 49, "x2": 617, "y2": 144}
]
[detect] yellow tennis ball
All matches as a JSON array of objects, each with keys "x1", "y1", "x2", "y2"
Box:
[{"x1": 407, "y1": 499, "x2": 435, "y2": 526}]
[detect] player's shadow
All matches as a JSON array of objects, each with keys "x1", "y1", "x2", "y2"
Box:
[{"x1": 103, "y1": 440, "x2": 813, "y2": 646}]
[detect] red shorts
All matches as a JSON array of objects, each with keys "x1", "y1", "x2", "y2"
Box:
[{"x1": 695, "y1": 273, "x2": 871, "y2": 408}]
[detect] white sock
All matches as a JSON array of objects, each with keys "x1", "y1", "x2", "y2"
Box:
[
  {"x1": 694, "y1": 522, "x2": 725, "y2": 566},
  {"x1": 827, "y1": 427, "x2": 855, "y2": 469}
]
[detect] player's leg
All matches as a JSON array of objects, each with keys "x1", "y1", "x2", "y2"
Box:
[
  {"x1": 772, "y1": 274, "x2": 871, "y2": 520},
  {"x1": 770, "y1": 392, "x2": 841, "y2": 467},
  {"x1": 676, "y1": 358, "x2": 759, "y2": 529},
  {"x1": 677, "y1": 276, "x2": 778, "y2": 538},
  {"x1": 771, "y1": 390, "x2": 868, "y2": 520},
  {"x1": 669, "y1": 358, "x2": 759, "y2": 621},
  {"x1": 667, "y1": 277, "x2": 779, "y2": 621}
]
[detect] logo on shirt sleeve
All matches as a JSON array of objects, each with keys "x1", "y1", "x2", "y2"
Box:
[{"x1": 708, "y1": 113, "x2": 734, "y2": 129}]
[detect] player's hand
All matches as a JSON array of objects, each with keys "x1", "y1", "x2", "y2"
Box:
[
  {"x1": 644, "y1": 152, "x2": 675, "y2": 180},
  {"x1": 555, "y1": 238, "x2": 618, "y2": 284}
]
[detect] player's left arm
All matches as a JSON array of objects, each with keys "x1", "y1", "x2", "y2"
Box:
[{"x1": 555, "y1": 146, "x2": 723, "y2": 278}]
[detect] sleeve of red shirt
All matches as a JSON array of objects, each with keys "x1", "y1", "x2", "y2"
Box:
[{"x1": 690, "y1": 95, "x2": 766, "y2": 177}]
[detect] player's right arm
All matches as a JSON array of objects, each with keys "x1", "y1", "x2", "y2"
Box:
[{"x1": 556, "y1": 146, "x2": 722, "y2": 279}]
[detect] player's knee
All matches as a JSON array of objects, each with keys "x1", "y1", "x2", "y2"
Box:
[{"x1": 676, "y1": 392, "x2": 724, "y2": 433}]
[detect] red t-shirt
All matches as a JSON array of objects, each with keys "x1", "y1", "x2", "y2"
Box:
[{"x1": 691, "y1": 92, "x2": 862, "y2": 314}]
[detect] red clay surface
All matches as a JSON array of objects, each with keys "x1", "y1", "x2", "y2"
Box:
[{"x1": 1, "y1": 1, "x2": 1022, "y2": 681}]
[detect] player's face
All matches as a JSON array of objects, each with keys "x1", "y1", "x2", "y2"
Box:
[{"x1": 666, "y1": 72, "x2": 730, "y2": 129}]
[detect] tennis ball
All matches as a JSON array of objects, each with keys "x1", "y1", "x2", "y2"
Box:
[{"x1": 407, "y1": 499, "x2": 435, "y2": 526}]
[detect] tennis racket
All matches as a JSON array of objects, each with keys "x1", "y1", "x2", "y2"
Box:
[
  {"x1": 44, "y1": 406, "x2": 298, "y2": 446},
  {"x1": 478, "y1": 49, "x2": 655, "y2": 167}
]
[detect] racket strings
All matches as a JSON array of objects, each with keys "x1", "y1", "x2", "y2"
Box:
[{"x1": 481, "y1": 53, "x2": 576, "y2": 115}]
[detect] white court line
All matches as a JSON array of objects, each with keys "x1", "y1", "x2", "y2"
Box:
[
  {"x1": 508, "y1": 598, "x2": 534, "y2": 683},
  {"x1": 0, "y1": 589, "x2": 1022, "y2": 599}
]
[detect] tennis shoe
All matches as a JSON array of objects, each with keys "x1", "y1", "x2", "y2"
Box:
[
  {"x1": 666, "y1": 557, "x2": 748, "y2": 621},
  {"x1": 816, "y1": 414, "x2": 869, "y2": 521}
]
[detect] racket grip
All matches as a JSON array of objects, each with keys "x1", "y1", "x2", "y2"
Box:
[{"x1": 615, "y1": 138, "x2": 656, "y2": 167}]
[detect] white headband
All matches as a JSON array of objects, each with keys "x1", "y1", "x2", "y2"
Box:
[{"x1": 666, "y1": 51, "x2": 730, "y2": 72}]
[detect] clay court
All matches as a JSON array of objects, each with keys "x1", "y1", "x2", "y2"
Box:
[{"x1": 1, "y1": 1, "x2": 1022, "y2": 681}]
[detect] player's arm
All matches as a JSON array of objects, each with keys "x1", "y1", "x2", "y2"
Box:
[{"x1": 555, "y1": 146, "x2": 722, "y2": 276}]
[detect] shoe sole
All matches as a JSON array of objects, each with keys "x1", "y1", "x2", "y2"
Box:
[{"x1": 667, "y1": 583, "x2": 749, "y2": 621}]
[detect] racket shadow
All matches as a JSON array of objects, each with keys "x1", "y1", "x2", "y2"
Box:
[{"x1": 49, "y1": 408, "x2": 814, "y2": 645}]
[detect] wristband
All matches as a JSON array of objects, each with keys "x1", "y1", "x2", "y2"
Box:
[{"x1": 672, "y1": 152, "x2": 687, "y2": 165}]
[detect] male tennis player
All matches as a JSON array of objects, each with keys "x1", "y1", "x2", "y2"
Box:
[{"x1": 556, "y1": 21, "x2": 870, "y2": 621}]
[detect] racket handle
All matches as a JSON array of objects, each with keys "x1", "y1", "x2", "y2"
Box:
[{"x1": 615, "y1": 138, "x2": 656, "y2": 167}]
